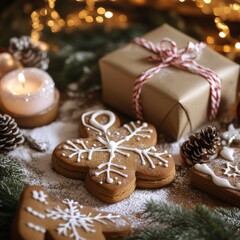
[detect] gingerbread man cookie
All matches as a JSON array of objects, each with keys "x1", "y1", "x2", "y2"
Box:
[
  {"x1": 52, "y1": 110, "x2": 175, "y2": 203},
  {"x1": 11, "y1": 186, "x2": 131, "y2": 240},
  {"x1": 190, "y1": 147, "x2": 240, "y2": 207}
]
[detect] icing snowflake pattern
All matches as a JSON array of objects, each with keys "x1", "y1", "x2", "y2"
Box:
[
  {"x1": 223, "y1": 163, "x2": 240, "y2": 178},
  {"x1": 26, "y1": 190, "x2": 122, "y2": 240},
  {"x1": 46, "y1": 199, "x2": 119, "y2": 240},
  {"x1": 62, "y1": 110, "x2": 170, "y2": 184}
]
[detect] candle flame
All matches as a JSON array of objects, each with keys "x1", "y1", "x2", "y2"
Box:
[{"x1": 18, "y1": 73, "x2": 25, "y2": 89}]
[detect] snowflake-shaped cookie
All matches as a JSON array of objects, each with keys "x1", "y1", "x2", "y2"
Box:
[
  {"x1": 52, "y1": 110, "x2": 175, "y2": 203},
  {"x1": 12, "y1": 186, "x2": 131, "y2": 240}
]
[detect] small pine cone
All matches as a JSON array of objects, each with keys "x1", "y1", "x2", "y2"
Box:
[
  {"x1": 181, "y1": 126, "x2": 220, "y2": 166},
  {"x1": 0, "y1": 114, "x2": 24, "y2": 153},
  {"x1": 198, "y1": 126, "x2": 221, "y2": 155},
  {"x1": 9, "y1": 36, "x2": 49, "y2": 70}
]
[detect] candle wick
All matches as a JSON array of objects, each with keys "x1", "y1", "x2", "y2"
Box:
[{"x1": 22, "y1": 82, "x2": 25, "y2": 89}]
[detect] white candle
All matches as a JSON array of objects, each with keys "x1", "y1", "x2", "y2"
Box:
[{"x1": 0, "y1": 68, "x2": 55, "y2": 115}]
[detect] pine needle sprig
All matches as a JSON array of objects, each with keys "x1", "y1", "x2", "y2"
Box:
[
  {"x1": 214, "y1": 207, "x2": 240, "y2": 231},
  {"x1": 193, "y1": 205, "x2": 237, "y2": 240},
  {"x1": 0, "y1": 155, "x2": 25, "y2": 180},
  {"x1": 0, "y1": 156, "x2": 26, "y2": 211},
  {"x1": 128, "y1": 201, "x2": 240, "y2": 240},
  {"x1": 0, "y1": 177, "x2": 25, "y2": 211},
  {"x1": 0, "y1": 155, "x2": 26, "y2": 239},
  {"x1": 143, "y1": 200, "x2": 194, "y2": 227}
]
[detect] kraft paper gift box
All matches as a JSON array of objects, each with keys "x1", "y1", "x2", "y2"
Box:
[{"x1": 99, "y1": 24, "x2": 239, "y2": 140}]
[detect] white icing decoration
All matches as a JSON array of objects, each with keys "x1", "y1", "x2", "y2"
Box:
[
  {"x1": 222, "y1": 124, "x2": 240, "y2": 145},
  {"x1": 32, "y1": 190, "x2": 48, "y2": 205},
  {"x1": 107, "y1": 177, "x2": 114, "y2": 183},
  {"x1": 223, "y1": 162, "x2": 240, "y2": 177},
  {"x1": 26, "y1": 207, "x2": 45, "y2": 219},
  {"x1": 63, "y1": 110, "x2": 170, "y2": 184},
  {"x1": 27, "y1": 222, "x2": 46, "y2": 233},
  {"x1": 220, "y1": 147, "x2": 234, "y2": 161},
  {"x1": 46, "y1": 199, "x2": 120, "y2": 239},
  {"x1": 82, "y1": 110, "x2": 116, "y2": 134},
  {"x1": 27, "y1": 190, "x2": 121, "y2": 238},
  {"x1": 118, "y1": 181, "x2": 122, "y2": 185},
  {"x1": 194, "y1": 163, "x2": 240, "y2": 190}
]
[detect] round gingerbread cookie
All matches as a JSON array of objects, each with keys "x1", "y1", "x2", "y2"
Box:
[{"x1": 52, "y1": 110, "x2": 176, "y2": 203}]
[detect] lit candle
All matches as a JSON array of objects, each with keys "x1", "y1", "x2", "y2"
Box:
[{"x1": 0, "y1": 68, "x2": 55, "y2": 115}]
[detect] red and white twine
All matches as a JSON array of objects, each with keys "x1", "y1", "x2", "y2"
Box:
[{"x1": 133, "y1": 37, "x2": 221, "y2": 120}]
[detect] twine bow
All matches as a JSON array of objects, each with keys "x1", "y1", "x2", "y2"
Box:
[{"x1": 133, "y1": 37, "x2": 221, "y2": 121}]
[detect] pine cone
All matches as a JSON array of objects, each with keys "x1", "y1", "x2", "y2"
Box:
[
  {"x1": 181, "y1": 126, "x2": 221, "y2": 166},
  {"x1": 0, "y1": 114, "x2": 24, "y2": 153},
  {"x1": 9, "y1": 36, "x2": 49, "y2": 70}
]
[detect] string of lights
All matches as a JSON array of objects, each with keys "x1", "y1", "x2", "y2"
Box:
[
  {"x1": 177, "y1": 0, "x2": 240, "y2": 57},
  {"x1": 30, "y1": 0, "x2": 240, "y2": 59},
  {"x1": 31, "y1": 0, "x2": 128, "y2": 41}
]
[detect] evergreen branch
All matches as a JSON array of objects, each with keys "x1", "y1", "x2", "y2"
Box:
[
  {"x1": 0, "y1": 155, "x2": 25, "y2": 180},
  {"x1": 143, "y1": 200, "x2": 194, "y2": 227},
  {"x1": 0, "y1": 156, "x2": 26, "y2": 210},
  {"x1": 0, "y1": 177, "x2": 25, "y2": 211},
  {"x1": 128, "y1": 201, "x2": 240, "y2": 240},
  {"x1": 214, "y1": 207, "x2": 240, "y2": 231},
  {"x1": 0, "y1": 155, "x2": 26, "y2": 239},
  {"x1": 192, "y1": 205, "x2": 238, "y2": 240}
]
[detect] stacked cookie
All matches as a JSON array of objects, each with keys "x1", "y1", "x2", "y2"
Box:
[
  {"x1": 52, "y1": 110, "x2": 176, "y2": 203},
  {"x1": 181, "y1": 126, "x2": 240, "y2": 207}
]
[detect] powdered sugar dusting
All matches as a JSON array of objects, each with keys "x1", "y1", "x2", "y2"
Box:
[
  {"x1": 7, "y1": 98, "x2": 230, "y2": 231},
  {"x1": 95, "y1": 188, "x2": 169, "y2": 228}
]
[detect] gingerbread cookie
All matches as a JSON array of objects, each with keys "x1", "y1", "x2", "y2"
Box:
[
  {"x1": 52, "y1": 110, "x2": 175, "y2": 203},
  {"x1": 190, "y1": 147, "x2": 240, "y2": 207},
  {"x1": 11, "y1": 186, "x2": 131, "y2": 240}
]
